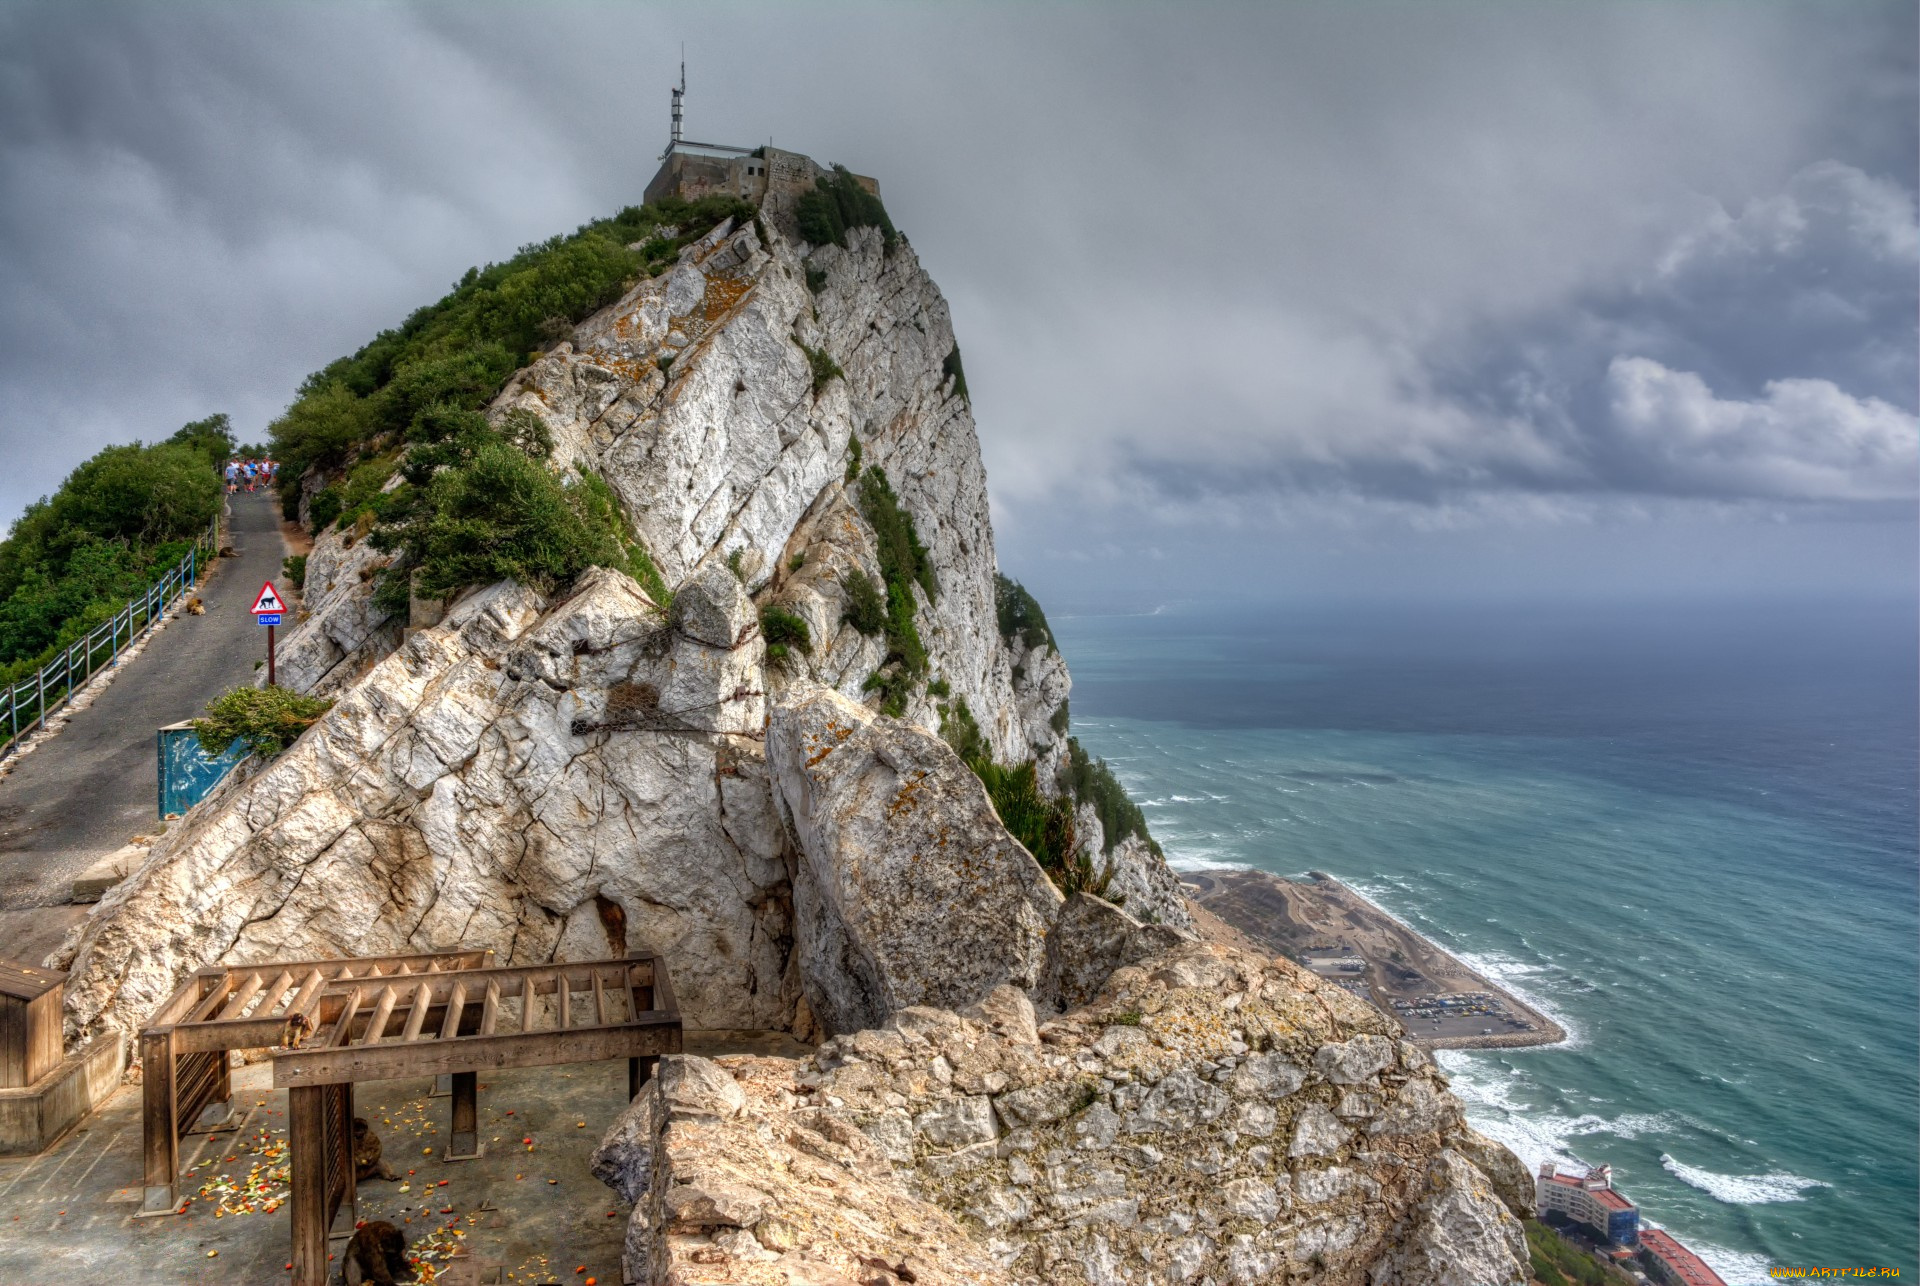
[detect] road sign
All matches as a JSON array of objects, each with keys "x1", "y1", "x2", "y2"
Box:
[
  {"x1": 250, "y1": 582, "x2": 285, "y2": 615},
  {"x1": 256, "y1": 613, "x2": 282, "y2": 626}
]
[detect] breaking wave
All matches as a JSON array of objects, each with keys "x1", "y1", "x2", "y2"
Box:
[{"x1": 1660, "y1": 1153, "x2": 1829, "y2": 1204}]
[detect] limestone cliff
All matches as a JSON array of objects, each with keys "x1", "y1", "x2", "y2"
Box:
[{"x1": 52, "y1": 201, "x2": 1177, "y2": 1044}]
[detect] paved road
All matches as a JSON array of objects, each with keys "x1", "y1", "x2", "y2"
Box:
[{"x1": 0, "y1": 492, "x2": 286, "y2": 940}]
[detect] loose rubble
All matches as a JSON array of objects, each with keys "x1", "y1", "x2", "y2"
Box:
[{"x1": 594, "y1": 939, "x2": 1531, "y2": 1286}]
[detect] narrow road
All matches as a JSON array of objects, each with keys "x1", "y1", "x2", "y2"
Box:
[{"x1": 0, "y1": 491, "x2": 286, "y2": 962}]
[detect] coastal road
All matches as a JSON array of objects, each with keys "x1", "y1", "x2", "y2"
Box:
[{"x1": 0, "y1": 490, "x2": 287, "y2": 963}]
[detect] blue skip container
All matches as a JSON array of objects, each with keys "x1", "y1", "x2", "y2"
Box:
[{"x1": 156, "y1": 721, "x2": 248, "y2": 818}]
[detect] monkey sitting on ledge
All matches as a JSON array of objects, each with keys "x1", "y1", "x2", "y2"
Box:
[
  {"x1": 341, "y1": 1220, "x2": 414, "y2": 1285},
  {"x1": 352, "y1": 1117, "x2": 398, "y2": 1182}
]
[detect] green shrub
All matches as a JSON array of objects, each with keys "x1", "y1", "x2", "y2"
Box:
[
  {"x1": 842, "y1": 570, "x2": 886, "y2": 635},
  {"x1": 794, "y1": 165, "x2": 897, "y2": 250},
  {"x1": 760, "y1": 605, "x2": 812, "y2": 655},
  {"x1": 942, "y1": 343, "x2": 969, "y2": 405},
  {"x1": 282, "y1": 554, "x2": 307, "y2": 592},
  {"x1": 328, "y1": 454, "x2": 405, "y2": 530},
  {"x1": 971, "y1": 755, "x2": 1111, "y2": 899},
  {"x1": 805, "y1": 264, "x2": 828, "y2": 294},
  {"x1": 938, "y1": 695, "x2": 1113, "y2": 900},
  {"x1": 1050, "y1": 698, "x2": 1070, "y2": 734},
  {"x1": 937, "y1": 695, "x2": 988, "y2": 763},
  {"x1": 995, "y1": 574, "x2": 1052, "y2": 650},
  {"x1": 844, "y1": 434, "x2": 863, "y2": 483},
  {"x1": 1067, "y1": 737, "x2": 1159, "y2": 857},
  {"x1": 372, "y1": 445, "x2": 628, "y2": 609},
  {"x1": 802, "y1": 343, "x2": 842, "y2": 394},
  {"x1": 788, "y1": 551, "x2": 807, "y2": 573},
  {"x1": 192, "y1": 685, "x2": 334, "y2": 758},
  {"x1": 726, "y1": 548, "x2": 747, "y2": 581},
  {"x1": 926, "y1": 677, "x2": 950, "y2": 698}
]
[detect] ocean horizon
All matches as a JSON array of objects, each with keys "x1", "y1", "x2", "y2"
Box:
[{"x1": 1051, "y1": 596, "x2": 1918, "y2": 1281}]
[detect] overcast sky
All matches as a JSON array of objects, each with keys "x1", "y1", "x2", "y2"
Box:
[{"x1": 1, "y1": 1, "x2": 1913, "y2": 609}]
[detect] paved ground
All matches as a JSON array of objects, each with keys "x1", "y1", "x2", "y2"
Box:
[
  {"x1": 0, "y1": 491, "x2": 287, "y2": 963},
  {"x1": 0, "y1": 1060, "x2": 631, "y2": 1286},
  {"x1": 0, "y1": 1028, "x2": 809, "y2": 1286}
]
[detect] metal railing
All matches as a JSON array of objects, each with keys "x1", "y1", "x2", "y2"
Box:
[{"x1": 0, "y1": 513, "x2": 220, "y2": 759}]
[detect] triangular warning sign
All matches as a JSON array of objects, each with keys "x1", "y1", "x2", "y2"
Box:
[{"x1": 250, "y1": 582, "x2": 285, "y2": 614}]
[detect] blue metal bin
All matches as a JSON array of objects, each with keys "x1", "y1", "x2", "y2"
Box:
[{"x1": 156, "y1": 721, "x2": 248, "y2": 818}]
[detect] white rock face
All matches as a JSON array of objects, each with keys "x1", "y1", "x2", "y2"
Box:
[
  {"x1": 52, "y1": 572, "x2": 797, "y2": 1045},
  {"x1": 767, "y1": 686, "x2": 1062, "y2": 1034}
]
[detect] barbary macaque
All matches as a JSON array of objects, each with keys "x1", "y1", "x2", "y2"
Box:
[
  {"x1": 352, "y1": 1116, "x2": 398, "y2": 1182},
  {"x1": 342, "y1": 1219, "x2": 414, "y2": 1285}
]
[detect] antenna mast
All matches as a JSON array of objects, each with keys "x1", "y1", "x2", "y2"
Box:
[{"x1": 669, "y1": 53, "x2": 684, "y2": 152}]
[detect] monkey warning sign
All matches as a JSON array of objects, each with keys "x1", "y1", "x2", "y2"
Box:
[{"x1": 250, "y1": 582, "x2": 285, "y2": 615}]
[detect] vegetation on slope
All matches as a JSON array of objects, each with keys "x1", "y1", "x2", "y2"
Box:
[
  {"x1": 269, "y1": 193, "x2": 755, "y2": 613},
  {"x1": 0, "y1": 415, "x2": 230, "y2": 678},
  {"x1": 849, "y1": 464, "x2": 937, "y2": 716},
  {"x1": 796, "y1": 166, "x2": 897, "y2": 250},
  {"x1": 938, "y1": 695, "x2": 1112, "y2": 899},
  {"x1": 1067, "y1": 736, "x2": 1161, "y2": 857},
  {"x1": 994, "y1": 574, "x2": 1052, "y2": 650},
  {"x1": 1525, "y1": 1221, "x2": 1638, "y2": 1286}
]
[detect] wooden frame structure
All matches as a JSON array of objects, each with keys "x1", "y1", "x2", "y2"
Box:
[
  {"x1": 137, "y1": 949, "x2": 490, "y2": 1215},
  {"x1": 273, "y1": 955, "x2": 681, "y2": 1286}
]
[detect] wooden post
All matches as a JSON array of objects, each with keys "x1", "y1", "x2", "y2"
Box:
[
  {"x1": 289, "y1": 1084, "x2": 328, "y2": 1286},
  {"x1": 267, "y1": 622, "x2": 276, "y2": 687},
  {"x1": 447, "y1": 1070, "x2": 479, "y2": 1159},
  {"x1": 140, "y1": 1028, "x2": 178, "y2": 1214},
  {"x1": 629, "y1": 1054, "x2": 658, "y2": 1101},
  {"x1": 338, "y1": 1081, "x2": 357, "y2": 1233}
]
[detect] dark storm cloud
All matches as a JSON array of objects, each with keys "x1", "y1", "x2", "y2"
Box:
[{"x1": 0, "y1": 1, "x2": 1912, "y2": 598}]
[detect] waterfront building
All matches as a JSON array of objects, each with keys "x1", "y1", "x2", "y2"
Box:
[
  {"x1": 1535, "y1": 1162, "x2": 1640, "y2": 1247},
  {"x1": 1639, "y1": 1228, "x2": 1730, "y2": 1286}
]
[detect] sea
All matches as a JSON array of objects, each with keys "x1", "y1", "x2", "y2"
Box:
[{"x1": 1050, "y1": 597, "x2": 1917, "y2": 1280}]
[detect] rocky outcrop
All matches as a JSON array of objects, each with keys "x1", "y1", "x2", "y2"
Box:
[
  {"x1": 594, "y1": 940, "x2": 1531, "y2": 1286},
  {"x1": 52, "y1": 571, "x2": 796, "y2": 1046},
  {"x1": 768, "y1": 686, "x2": 1062, "y2": 1036}
]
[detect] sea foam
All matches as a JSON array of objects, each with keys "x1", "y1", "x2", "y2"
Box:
[{"x1": 1660, "y1": 1153, "x2": 1828, "y2": 1204}]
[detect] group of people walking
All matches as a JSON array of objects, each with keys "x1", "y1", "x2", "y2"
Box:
[{"x1": 225, "y1": 457, "x2": 277, "y2": 494}]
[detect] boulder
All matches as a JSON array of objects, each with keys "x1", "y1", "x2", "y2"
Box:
[{"x1": 768, "y1": 686, "x2": 1062, "y2": 1034}]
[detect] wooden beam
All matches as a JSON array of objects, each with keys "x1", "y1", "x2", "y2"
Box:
[
  {"x1": 400, "y1": 980, "x2": 433, "y2": 1042},
  {"x1": 592, "y1": 970, "x2": 607, "y2": 1027},
  {"x1": 479, "y1": 980, "x2": 500, "y2": 1036},
  {"x1": 521, "y1": 972, "x2": 541, "y2": 1034},
  {"x1": 216, "y1": 972, "x2": 266, "y2": 1021},
  {"x1": 273, "y1": 1020, "x2": 683, "y2": 1086},
  {"x1": 362, "y1": 985, "x2": 399, "y2": 1045},
  {"x1": 256, "y1": 969, "x2": 297, "y2": 1018},
  {"x1": 438, "y1": 982, "x2": 467, "y2": 1041},
  {"x1": 557, "y1": 972, "x2": 572, "y2": 1030}
]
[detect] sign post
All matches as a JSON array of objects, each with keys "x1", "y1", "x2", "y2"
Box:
[{"x1": 250, "y1": 582, "x2": 286, "y2": 686}]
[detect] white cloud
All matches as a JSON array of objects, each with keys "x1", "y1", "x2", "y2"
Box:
[{"x1": 1605, "y1": 356, "x2": 1916, "y2": 501}]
